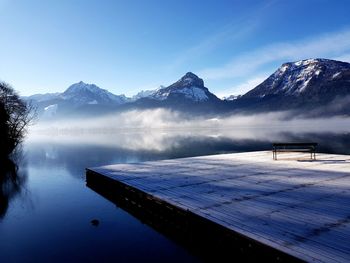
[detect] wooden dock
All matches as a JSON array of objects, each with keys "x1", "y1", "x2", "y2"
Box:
[{"x1": 87, "y1": 151, "x2": 350, "y2": 262}]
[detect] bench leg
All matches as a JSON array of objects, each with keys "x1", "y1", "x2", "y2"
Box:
[{"x1": 310, "y1": 151, "x2": 316, "y2": 160}]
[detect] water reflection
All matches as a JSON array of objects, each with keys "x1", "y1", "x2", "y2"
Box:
[
  {"x1": 0, "y1": 152, "x2": 27, "y2": 219},
  {"x1": 26, "y1": 130, "x2": 350, "y2": 179}
]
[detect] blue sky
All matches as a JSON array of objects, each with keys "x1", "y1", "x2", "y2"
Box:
[{"x1": 0, "y1": 0, "x2": 350, "y2": 97}]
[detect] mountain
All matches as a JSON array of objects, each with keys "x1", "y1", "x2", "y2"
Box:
[
  {"x1": 26, "y1": 73, "x2": 222, "y2": 119},
  {"x1": 23, "y1": 92, "x2": 61, "y2": 102},
  {"x1": 243, "y1": 58, "x2": 350, "y2": 98},
  {"x1": 223, "y1": 95, "x2": 241, "y2": 101},
  {"x1": 27, "y1": 81, "x2": 128, "y2": 106},
  {"x1": 131, "y1": 89, "x2": 157, "y2": 101},
  {"x1": 128, "y1": 72, "x2": 222, "y2": 113},
  {"x1": 235, "y1": 58, "x2": 350, "y2": 114},
  {"x1": 25, "y1": 81, "x2": 129, "y2": 119},
  {"x1": 150, "y1": 72, "x2": 219, "y2": 102},
  {"x1": 61, "y1": 81, "x2": 129, "y2": 105}
]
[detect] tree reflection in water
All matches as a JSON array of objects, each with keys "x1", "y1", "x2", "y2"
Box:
[{"x1": 0, "y1": 151, "x2": 27, "y2": 219}]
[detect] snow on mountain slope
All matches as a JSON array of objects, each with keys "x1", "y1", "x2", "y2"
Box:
[
  {"x1": 62, "y1": 81, "x2": 128, "y2": 105},
  {"x1": 42, "y1": 104, "x2": 58, "y2": 118},
  {"x1": 152, "y1": 86, "x2": 209, "y2": 101},
  {"x1": 23, "y1": 58, "x2": 350, "y2": 118},
  {"x1": 25, "y1": 81, "x2": 129, "y2": 107},
  {"x1": 131, "y1": 89, "x2": 157, "y2": 101},
  {"x1": 24, "y1": 92, "x2": 61, "y2": 102},
  {"x1": 223, "y1": 95, "x2": 241, "y2": 101},
  {"x1": 243, "y1": 58, "x2": 350, "y2": 98},
  {"x1": 149, "y1": 72, "x2": 218, "y2": 102}
]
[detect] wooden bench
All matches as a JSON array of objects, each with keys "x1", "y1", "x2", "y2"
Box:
[{"x1": 272, "y1": 142, "x2": 317, "y2": 160}]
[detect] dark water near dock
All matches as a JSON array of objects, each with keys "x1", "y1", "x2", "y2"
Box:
[{"x1": 1, "y1": 129, "x2": 350, "y2": 262}]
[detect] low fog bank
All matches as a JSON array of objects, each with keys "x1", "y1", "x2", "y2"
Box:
[
  {"x1": 26, "y1": 109, "x2": 350, "y2": 152},
  {"x1": 31, "y1": 108, "x2": 350, "y2": 133}
]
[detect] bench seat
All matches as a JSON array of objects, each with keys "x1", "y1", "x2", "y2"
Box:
[{"x1": 272, "y1": 143, "x2": 317, "y2": 160}]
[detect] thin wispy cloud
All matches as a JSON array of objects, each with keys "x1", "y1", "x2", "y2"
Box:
[
  {"x1": 166, "y1": 1, "x2": 276, "y2": 72},
  {"x1": 168, "y1": 21, "x2": 258, "y2": 71},
  {"x1": 199, "y1": 28, "x2": 350, "y2": 81},
  {"x1": 334, "y1": 53, "x2": 350, "y2": 63},
  {"x1": 216, "y1": 75, "x2": 269, "y2": 98}
]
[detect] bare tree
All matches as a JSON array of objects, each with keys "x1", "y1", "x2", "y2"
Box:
[{"x1": 0, "y1": 82, "x2": 36, "y2": 155}]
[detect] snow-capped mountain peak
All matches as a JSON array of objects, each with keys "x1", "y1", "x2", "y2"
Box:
[
  {"x1": 172, "y1": 72, "x2": 204, "y2": 88},
  {"x1": 63, "y1": 81, "x2": 101, "y2": 96},
  {"x1": 243, "y1": 58, "x2": 350, "y2": 98},
  {"x1": 178, "y1": 72, "x2": 205, "y2": 87},
  {"x1": 24, "y1": 81, "x2": 130, "y2": 119},
  {"x1": 61, "y1": 81, "x2": 128, "y2": 105},
  {"x1": 149, "y1": 72, "x2": 217, "y2": 102}
]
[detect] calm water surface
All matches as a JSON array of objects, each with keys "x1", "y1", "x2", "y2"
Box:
[{"x1": 1, "y1": 129, "x2": 350, "y2": 262}]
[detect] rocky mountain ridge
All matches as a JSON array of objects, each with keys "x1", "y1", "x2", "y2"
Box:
[{"x1": 24, "y1": 58, "x2": 350, "y2": 118}]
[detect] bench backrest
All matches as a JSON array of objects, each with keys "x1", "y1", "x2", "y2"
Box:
[{"x1": 273, "y1": 143, "x2": 318, "y2": 147}]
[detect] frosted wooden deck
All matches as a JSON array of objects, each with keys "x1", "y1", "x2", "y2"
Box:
[{"x1": 88, "y1": 151, "x2": 350, "y2": 262}]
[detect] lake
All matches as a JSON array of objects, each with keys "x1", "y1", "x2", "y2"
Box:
[{"x1": 1, "y1": 128, "x2": 350, "y2": 262}]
